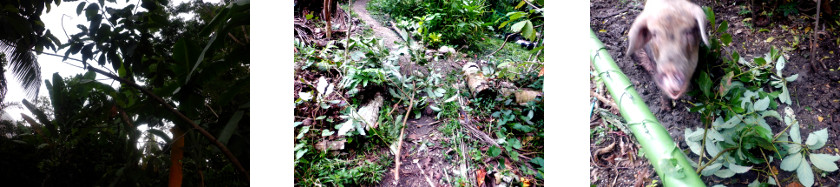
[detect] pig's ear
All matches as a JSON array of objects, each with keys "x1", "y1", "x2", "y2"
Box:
[
  {"x1": 691, "y1": 6, "x2": 710, "y2": 47},
  {"x1": 627, "y1": 14, "x2": 651, "y2": 56}
]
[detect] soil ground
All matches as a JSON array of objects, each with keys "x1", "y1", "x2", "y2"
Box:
[{"x1": 591, "y1": 0, "x2": 840, "y2": 186}]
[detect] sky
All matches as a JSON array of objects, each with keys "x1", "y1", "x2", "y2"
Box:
[{"x1": 1, "y1": 0, "x2": 222, "y2": 149}]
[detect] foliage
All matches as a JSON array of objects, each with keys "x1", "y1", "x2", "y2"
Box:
[
  {"x1": 369, "y1": 0, "x2": 488, "y2": 49},
  {"x1": 682, "y1": 8, "x2": 837, "y2": 186},
  {"x1": 0, "y1": 0, "x2": 250, "y2": 185}
]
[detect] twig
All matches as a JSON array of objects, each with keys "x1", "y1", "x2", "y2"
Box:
[
  {"x1": 695, "y1": 147, "x2": 737, "y2": 173},
  {"x1": 47, "y1": 52, "x2": 249, "y2": 181},
  {"x1": 393, "y1": 88, "x2": 416, "y2": 185},
  {"x1": 415, "y1": 162, "x2": 436, "y2": 187},
  {"x1": 590, "y1": 90, "x2": 619, "y2": 111},
  {"x1": 760, "y1": 148, "x2": 781, "y2": 185},
  {"x1": 487, "y1": 33, "x2": 516, "y2": 57}
]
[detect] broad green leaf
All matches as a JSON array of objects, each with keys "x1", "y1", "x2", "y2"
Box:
[
  {"x1": 754, "y1": 97, "x2": 770, "y2": 111},
  {"x1": 776, "y1": 55, "x2": 786, "y2": 74},
  {"x1": 701, "y1": 162, "x2": 722, "y2": 176},
  {"x1": 805, "y1": 128, "x2": 828, "y2": 150},
  {"x1": 296, "y1": 149, "x2": 307, "y2": 160},
  {"x1": 717, "y1": 20, "x2": 729, "y2": 33},
  {"x1": 809, "y1": 154, "x2": 840, "y2": 172},
  {"x1": 796, "y1": 158, "x2": 814, "y2": 187},
  {"x1": 321, "y1": 129, "x2": 334, "y2": 137},
  {"x1": 86, "y1": 3, "x2": 100, "y2": 19},
  {"x1": 217, "y1": 110, "x2": 245, "y2": 145},
  {"x1": 76, "y1": 2, "x2": 87, "y2": 16},
  {"x1": 698, "y1": 71, "x2": 712, "y2": 98},
  {"x1": 705, "y1": 137, "x2": 722, "y2": 159},
  {"x1": 148, "y1": 129, "x2": 172, "y2": 143},
  {"x1": 790, "y1": 121, "x2": 801, "y2": 144},
  {"x1": 779, "y1": 86, "x2": 791, "y2": 105},
  {"x1": 721, "y1": 33, "x2": 732, "y2": 46},
  {"x1": 511, "y1": 20, "x2": 527, "y2": 33},
  {"x1": 761, "y1": 110, "x2": 781, "y2": 120},
  {"x1": 728, "y1": 163, "x2": 752, "y2": 173},
  {"x1": 786, "y1": 74, "x2": 799, "y2": 82},
  {"x1": 488, "y1": 146, "x2": 502, "y2": 157},
  {"x1": 780, "y1": 153, "x2": 802, "y2": 171},
  {"x1": 530, "y1": 157, "x2": 544, "y2": 167},
  {"x1": 785, "y1": 143, "x2": 802, "y2": 155},
  {"x1": 718, "y1": 116, "x2": 740, "y2": 129},
  {"x1": 297, "y1": 126, "x2": 310, "y2": 139},
  {"x1": 714, "y1": 169, "x2": 736, "y2": 178}
]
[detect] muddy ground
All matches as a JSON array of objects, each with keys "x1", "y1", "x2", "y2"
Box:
[{"x1": 591, "y1": 0, "x2": 840, "y2": 186}]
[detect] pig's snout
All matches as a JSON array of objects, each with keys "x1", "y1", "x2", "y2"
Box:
[{"x1": 657, "y1": 70, "x2": 687, "y2": 99}]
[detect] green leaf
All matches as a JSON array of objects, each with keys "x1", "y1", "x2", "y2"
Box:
[
  {"x1": 805, "y1": 128, "x2": 828, "y2": 150},
  {"x1": 321, "y1": 129, "x2": 335, "y2": 137},
  {"x1": 509, "y1": 138, "x2": 522, "y2": 149},
  {"x1": 809, "y1": 154, "x2": 840, "y2": 172},
  {"x1": 488, "y1": 146, "x2": 501, "y2": 157},
  {"x1": 728, "y1": 163, "x2": 752, "y2": 173},
  {"x1": 754, "y1": 97, "x2": 770, "y2": 111},
  {"x1": 780, "y1": 153, "x2": 802, "y2": 171},
  {"x1": 698, "y1": 71, "x2": 712, "y2": 98},
  {"x1": 529, "y1": 157, "x2": 544, "y2": 167},
  {"x1": 511, "y1": 20, "x2": 527, "y2": 33},
  {"x1": 786, "y1": 74, "x2": 799, "y2": 82},
  {"x1": 790, "y1": 121, "x2": 801, "y2": 144},
  {"x1": 515, "y1": 0, "x2": 526, "y2": 9},
  {"x1": 761, "y1": 110, "x2": 782, "y2": 121},
  {"x1": 796, "y1": 158, "x2": 814, "y2": 187},
  {"x1": 713, "y1": 169, "x2": 735, "y2": 178},
  {"x1": 86, "y1": 3, "x2": 100, "y2": 19},
  {"x1": 296, "y1": 149, "x2": 307, "y2": 160},
  {"x1": 76, "y1": 2, "x2": 87, "y2": 16},
  {"x1": 703, "y1": 6, "x2": 715, "y2": 28},
  {"x1": 296, "y1": 126, "x2": 310, "y2": 139},
  {"x1": 520, "y1": 20, "x2": 536, "y2": 41},
  {"x1": 217, "y1": 110, "x2": 245, "y2": 145},
  {"x1": 721, "y1": 33, "x2": 732, "y2": 46},
  {"x1": 147, "y1": 129, "x2": 172, "y2": 143},
  {"x1": 718, "y1": 116, "x2": 741, "y2": 129},
  {"x1": 776, "y1": 55, "x2": 786, "y2": 74},
  {"x1": 780, "y1": 86, "x2": 791, "y2": 105},
  {"x1": 701, "y1": 162, "x2": 722, "y2": 176},
  {"x1": 717, "y1": 20, "x2": 729, "y2": 33}
]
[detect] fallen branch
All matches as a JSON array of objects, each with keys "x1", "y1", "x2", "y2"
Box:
[
  {"x1": 46, "y1": 52, "x2": 249, "y2": 181},
  {"x1": 393, "y1": 90, "x2": 416, "y2": 185},
  {"x1": 487, "y1": 33, "x2": 516, "y2": 57}
]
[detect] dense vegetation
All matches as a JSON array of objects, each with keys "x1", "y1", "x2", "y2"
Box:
[
  {"x1": 0, "y1": 0, "x2": 250, "y2": 185},
  {"x1": 295, "y1": 0, "x2": 543, "y2": 186}
]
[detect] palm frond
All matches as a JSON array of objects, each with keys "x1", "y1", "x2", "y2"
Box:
[{"x1": 0, "y1": 41, "x2": 41, "y2": 99}]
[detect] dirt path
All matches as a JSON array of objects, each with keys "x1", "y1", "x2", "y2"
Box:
[
  {"x1": 352, "y1": 0, "x2": 401, "y2": 50},
  {"x1": 348, "y1": 1, "x2": 456, "y2": 186}
]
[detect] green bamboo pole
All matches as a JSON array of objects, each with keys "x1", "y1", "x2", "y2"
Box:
[{"x1": 590, "y1": 29, "x2": 706, "y2": 187}]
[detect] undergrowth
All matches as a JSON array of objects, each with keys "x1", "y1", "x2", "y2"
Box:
[{"x1": 680, "y1": 7, "x2": 839, "y2": 187}]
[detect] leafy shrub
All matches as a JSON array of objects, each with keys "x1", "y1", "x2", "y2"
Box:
[
  {"x1": 682, "y1": 8, "x2": 839, "y2": 187},
  {"x1": 370, "y1": 0, "x2": 489, "y2": 48}
]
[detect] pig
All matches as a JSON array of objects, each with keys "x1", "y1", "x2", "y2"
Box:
[{"x1": 626, "y1": 0, "x2": 710, "y2": 100}]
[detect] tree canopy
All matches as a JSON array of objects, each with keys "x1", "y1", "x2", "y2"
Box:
[{"x1": 0, "y1": 0, "x2": 250, "y2": 185}]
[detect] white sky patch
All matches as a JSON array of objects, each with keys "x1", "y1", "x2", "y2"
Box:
[{"x1": 2, "y1": 0, "x2": 223, "y2": 151}]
